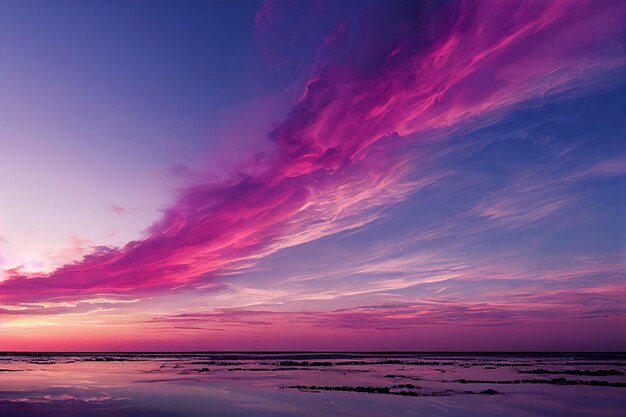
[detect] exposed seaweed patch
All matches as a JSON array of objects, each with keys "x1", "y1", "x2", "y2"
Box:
[
  {"x1": 197, "y1": 366, "x2": 370, "y2": 373},
  {"x1": 190, "y1": 361, "x2": 245, "y2": 366},
  {"x1": 480, "y1": 389, "x2": 499, "y2": 395},
  {"x1": 384, "y1": 374, "x2": 423, "y2": 381},
  {"x1": 275, "y1": 361, "x2": 334, "y2": 367},
  {"x1": 288, "y1": 385, "x2": 392, "y2": 394},
  {"x1": 518, "y1": 369, "x2": 623, "y2": 376},
  {"x1": 196, "y1": 367, "x2": 279, "y2": 373},
  {"x1": 273, "y1": 367, "x2": 369, "y2": 372},
  {"x1": 451, "y1": 378, "x2": 626, "y2": 387},
  {"x1": 392, "y1": 384, "x2": 421, "y2": 389},
  {"x1": 275, "y1": 360, "x2": 456, "y2": 367},
  {"x1": 81, "y1": 357, "x2": 134, "y2": 362},
  {"x1": 286, "y1": 385, "x2": 500, "y2": 397}
]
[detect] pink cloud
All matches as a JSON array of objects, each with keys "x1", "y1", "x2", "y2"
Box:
[
  {"x1": 110, "y1": 205, "x2": 136, "y2": 216},
  {"x1": 1, "y1": 0, "x2": 624, "y2": 306},
  {"x1": 145, "y1": 281, "x2": 626, "y2": 333}
]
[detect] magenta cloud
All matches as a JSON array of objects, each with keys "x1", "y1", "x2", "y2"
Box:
[{"x1": 1, "y1": 0, "x2": 624, "y2": 306}]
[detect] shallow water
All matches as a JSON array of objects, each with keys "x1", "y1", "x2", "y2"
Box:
[{"x1": 0, "y1": 353, "x2": 624, "y2": 416}]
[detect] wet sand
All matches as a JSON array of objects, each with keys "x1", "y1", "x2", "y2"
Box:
[{"x1": 0, "y1": 353, "x2": 624, "y2": 416}]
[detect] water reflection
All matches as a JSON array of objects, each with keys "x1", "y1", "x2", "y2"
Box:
[{"x1": 0, "y1": 353, "x2": 624, "y2": 416}]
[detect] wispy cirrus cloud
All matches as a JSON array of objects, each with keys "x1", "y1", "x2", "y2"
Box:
[
  {"x1": 1, "y1": 0, "x2": 624, "y2": 310},
  {"x1": 148, "y1": 282, "x2": 626, "y2": 332},
  {"x1": 110, "y1": 205, "x2": 137, "y2": 216}
]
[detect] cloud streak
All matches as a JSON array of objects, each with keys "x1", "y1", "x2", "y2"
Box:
[{"x1": 1, "y1": 0, "x2": 624, "y2": 310}]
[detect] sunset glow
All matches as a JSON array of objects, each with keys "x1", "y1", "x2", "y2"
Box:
[{"x1": 1, "y1": 0, "x2": 625, "y2": 352}]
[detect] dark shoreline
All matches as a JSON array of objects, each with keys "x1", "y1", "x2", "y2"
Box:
[{"x1": 1, "y1": 351, "x2": 624, "y2": 357}]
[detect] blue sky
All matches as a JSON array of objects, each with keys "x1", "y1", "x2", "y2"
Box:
[{"x1": 0, "y1": 0, "x2": 624, "y2": 351}]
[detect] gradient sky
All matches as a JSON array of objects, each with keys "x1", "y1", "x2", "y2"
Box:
[{"x1": 0, "y1": 0, "x2": 625, "y2": 351}]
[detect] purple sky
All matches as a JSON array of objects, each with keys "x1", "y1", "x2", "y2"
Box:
[{"x1": 0, "y1": 0, "x2": 625, "y2": 351}]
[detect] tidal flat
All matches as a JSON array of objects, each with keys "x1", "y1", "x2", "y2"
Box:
[{"x1": 0, "y1": 353, "x2": 624, "y2": 416}]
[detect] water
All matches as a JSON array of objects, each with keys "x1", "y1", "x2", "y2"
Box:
[{"x1": 0, "y1": 353, "x2": 624, "y2": 416}]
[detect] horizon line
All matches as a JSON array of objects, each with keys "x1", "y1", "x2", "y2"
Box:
[{"x1": 1, "y1": 350, "x2": 624, "y2": 355}]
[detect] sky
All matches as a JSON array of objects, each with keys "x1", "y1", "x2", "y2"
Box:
[{"x1": 0, "y1": 0, "x2": 625, "y2": 352}]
